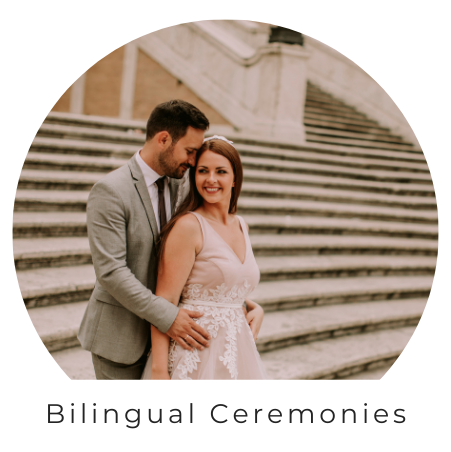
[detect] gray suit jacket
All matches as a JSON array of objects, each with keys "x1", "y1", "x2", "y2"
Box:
[{"x1": 78, "y1": 156, "x2": 181, "y2": 364}]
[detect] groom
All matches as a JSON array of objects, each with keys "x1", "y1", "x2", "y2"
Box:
[{"x1": 78, "y1": 100, "x2": 211, "y2": 379}]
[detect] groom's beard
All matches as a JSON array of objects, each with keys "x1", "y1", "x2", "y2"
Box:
[{"x1": 158, "y1": 143, "x2": 190, "y2": 179}]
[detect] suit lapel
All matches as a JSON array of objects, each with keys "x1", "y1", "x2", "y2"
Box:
[
  {"x1": 169, "y1": 177, "x2": 182, "y2": 215},
  {"x1": 128, "y1": 157, "x2": 159, "y2": 244}
]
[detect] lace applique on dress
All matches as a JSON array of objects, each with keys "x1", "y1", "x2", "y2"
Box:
[
  {"x1": 218, "y1": 307, "x2": 244, "y2": 378},
  {"x1": 174, "y1": 303, "x2": 246, "y2": 379},
  {"x1": 173, "y1": 280, "x2": 252, "y2": 379},
  {"x1": 182, "y1": 280, "x2": 251, "y2": 305},
  {"x1": 168, "y1": 340, "x2": 177, "y2": 376},
  {"x1": 176, "y1": 348, "x2": 201, "y2": 380}
]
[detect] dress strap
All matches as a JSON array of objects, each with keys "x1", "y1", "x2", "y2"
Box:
[
  {"x1": 187, "y1": 211, "x2": 206, "y2": 253},
  {"x1": 236, "y1": 215, "x2": 250, "y2": 246}
]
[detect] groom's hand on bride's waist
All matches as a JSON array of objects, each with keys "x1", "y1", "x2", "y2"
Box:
[{"x1": 166, "y1": 309, "x2": 211, "y2": 352}]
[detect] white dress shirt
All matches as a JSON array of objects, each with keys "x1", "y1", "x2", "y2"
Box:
[{"x1": 135, "y1": 150, "x2": 172, "y2": 231}]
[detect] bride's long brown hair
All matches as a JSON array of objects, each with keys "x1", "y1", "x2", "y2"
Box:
[{"x1": 158, "y1": 139, "x2": 243, "y2": 262}]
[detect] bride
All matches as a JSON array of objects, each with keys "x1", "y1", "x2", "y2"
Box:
[{"x1": 142, "y1": 135, "x2": 267, "y2": 380}]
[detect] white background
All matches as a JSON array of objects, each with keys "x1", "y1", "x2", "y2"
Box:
[{"x1": 1, "y1": 0, "x2": 450, "y2": 450}]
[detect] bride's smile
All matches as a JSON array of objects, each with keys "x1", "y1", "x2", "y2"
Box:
[{"x1": 195, "y1": 150, "x2": 235, "y2": 205}]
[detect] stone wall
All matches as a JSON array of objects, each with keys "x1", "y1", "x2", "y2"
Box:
[
  {"x1": 52, "y1": 86, "x2": 71, "y2": 112},
  {"x1": 83, "y1": 47, "x2": 124, "y2": 117},
  {"x1": 51, "y1": 39, "x2": 230, "y2": 125},
  {"x1": 133, "y1": 50, "x2": 229, "y2": 123}
]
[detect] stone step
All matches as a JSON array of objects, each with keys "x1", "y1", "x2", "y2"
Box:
[
  {"x1": 37, "y1": 123, "x2": 146, "y2": 146},
  {"x1": 45, "y1": 111, "x2": 146, "y2": 132},
  {"x1": 242, "y1": 157, "x2": 431, "y2": 184},
  {"x1": 304, "y1": 91, "x2": 374, "y2": 117},
  {"x1": 19, "y1": 169, "x2": 103, "y2": 191},
  {"x1": 13, "y1": 233, "x2": 436, "y2": 275},
  {"x1": 13, "y1": 211, "x2": 438, "y2": 239},
  {"x1": 44, "y1": 110, "x2": 421, "y2": 154},
  {"x1": 305, "y1": 100, "x2": 368, "y2": 118},
  {"x1": 304, "y1": 105, "x2": 385, "y2": 126},
  {"x1": 50, "y1": 327, "x2": 414, "y2": 380},
  {"x1": 305, "y1": 91, "x2": 372, "y2": 111},
  {"x1": 31, "y1": 136, "x2": 137, "y2": 158},
  {"x1": 35, "y1": 122, "x2": 426, "y2": 163},
  {"x1": 255, "y1": 255, "x2": 436, "y2": 281},
  {"x1": 242, "y1": 182, "x2": 436, "y2": 210},
  {"x1": 14, "y1": 237, "x2": 92, "y2": 270},
  {"x1": 14, "y1": 235, "x2": 438, "y2": 270},
  {"x1": 304, "y1": 99, "x2": 393, "y2": 140},
  {"x1": 45, "y1": 105, "x2": 372, "y2": 135},
  {"x1": 29, "y1": 300, "x2": 88, "y2": 352},
  {"x1": 305, "y1": 125, "x2": 410, "y2": 146},
  {"x1": 254, "y1": 214, "x2": 439, "y2": 239},
  {"x1": 247, "y1": 140, "x2": 424, "y2": 163},
  {"x1": 304, "y1": 117, "x2": 401, "y2": 138},
  {"x1": 238, "y1": 143, "x2": 428, "y2": 172},
  {"x1": 261, "y1": 326, "x2": 415, "y2": 379},
  {"x1": 37, "y1": 122, "x2": 415, "y2": 157},
  {"x1": 339, "y1": 364, "x2": 390, "y2": 380},
  {"x1": 31, "y1": 297, "x2": 424, "y2": 355},
  {"x1": 15, "y1": 189, "x2": 89, "y2": 212},
  {"x1": 31, "y1": 135, "x2": 427, "y2": 171},
  {"x1": 18, "y1": 257, "x2": 432, "y2": 309},
  {"x1": 257, "y1": 298, "x2": 425, "y2": 352},
  {"x1": 18, "y1": 171, "x2": 436, "y2": 209},
  {"x1": 293, "y1": 140, "x2": 422, "y2": 161},
  {"x1": 306, "y1": 134, "x2": 419, "y2": 153},
  {"x1": 13, "y1": 212, "x2": 87, "y2": 238},
  {"x1": 250, "y1": 234, "x2": 437, "y2": 256},
  {"x1": 244, "y1": 169, "x2": 433, "y2": 196},
  {"x1": 304, "y1": 110, "x2": 389, "y2": 130},
  {"x1": 305, "y1": 87, "x2": 362, "y2": 104},
  {"x1": 24, "y1": 152, "x2": 433, "y2": 186},
  {"x1": 251, "y1": 275, "x2": 432, "y2": 311},
  {"x1": 238, "y1": 197, "x2": 437, "y2": 224},
  {"x1": 35, "y1": 119, "x2": 425, "y2": 161},
  {"x1": 20, "y1": 167, "x2": 435, "y2": 199},
  {"x1": 51, "y1": 346, "x2": 96, "y2": 380},
  {"x1": 14, "y1": 189, "x2": 437, "y2": 224},
  {"x1": 18, "y1": 264, "x2": 95, "y2": 308},
  {"x1": 24, "y1": 151, "x2": 128, "y2": 172}
]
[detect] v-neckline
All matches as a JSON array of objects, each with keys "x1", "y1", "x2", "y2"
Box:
[{"x1": 201, "y1": 214, "x2": 247, "y2": 265}]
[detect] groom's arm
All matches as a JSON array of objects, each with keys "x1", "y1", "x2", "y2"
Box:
[{"x1": 87, "y1": 179, "x2": 178, "y2": 333}]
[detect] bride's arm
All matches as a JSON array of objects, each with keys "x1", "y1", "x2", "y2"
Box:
[
  {"x1": 245, "y1": 298, "x2": 264, "y2": 341},
  {"x1": 150, "y1": 214, "x2": 203, "y2": 379},
  {"x1": 241, "y1": 220, "x2": 264, "y2": 342}
]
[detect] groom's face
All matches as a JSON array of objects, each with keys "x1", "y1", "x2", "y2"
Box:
[{"x1": 158, "y1": 126, "x2": 204, "y2": 179}]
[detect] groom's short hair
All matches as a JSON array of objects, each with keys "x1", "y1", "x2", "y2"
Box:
[{"x1": 146, "y1": 100, "x2": 210, "y2": 143}]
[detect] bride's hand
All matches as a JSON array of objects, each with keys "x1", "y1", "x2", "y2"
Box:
[{"x1": 245, "y1": 299, "x2": 264, "y2": 342}]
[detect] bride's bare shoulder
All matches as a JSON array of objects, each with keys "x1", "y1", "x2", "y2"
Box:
[
  {"x1": 174, "y1": 212, "x2": 201, "y2": 230},
  {"x1": 169, "y1": 213, "x2": 202, "y2": 244}
]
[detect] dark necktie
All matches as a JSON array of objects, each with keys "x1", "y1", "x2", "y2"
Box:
[{"x1": 155, "y1": 177, "x2": 167, "y2": 231}]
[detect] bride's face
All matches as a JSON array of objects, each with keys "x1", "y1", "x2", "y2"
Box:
[{"x1": 195, "y1": 150, "x2": 235, "y2": 205}]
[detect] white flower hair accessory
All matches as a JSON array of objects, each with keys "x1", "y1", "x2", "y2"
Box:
[{"x1": 203, "y1": 135, "x2": 235, "y2": 148}]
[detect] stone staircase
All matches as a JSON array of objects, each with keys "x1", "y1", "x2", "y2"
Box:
[{"x1": 15, "y1": 83, "x2": 437, "y2": 379}]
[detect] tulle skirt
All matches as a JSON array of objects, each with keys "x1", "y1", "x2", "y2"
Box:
[{"x1": 142, "y1": 303, "x2": 268, "y2": 380}]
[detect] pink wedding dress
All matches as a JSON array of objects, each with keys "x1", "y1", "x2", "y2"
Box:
[{"x1": 142, "y1": 211, "x2": 268, "y2": 380}]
